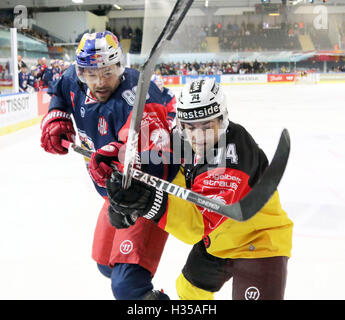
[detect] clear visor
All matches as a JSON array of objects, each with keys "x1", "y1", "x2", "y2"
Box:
[{"x1": 76, "y1": 63, "x2": 123, "y2": 84}]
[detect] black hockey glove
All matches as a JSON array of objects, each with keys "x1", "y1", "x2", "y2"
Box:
[
  {"x1": 106, "y1": 171, "x2": 168, "y2": 227},
  {"x1": 107, "y1": 205, "x2": 137, "y2": 229}
]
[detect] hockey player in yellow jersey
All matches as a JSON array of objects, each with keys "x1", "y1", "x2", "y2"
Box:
[{"x1": 106, "y1": 78, "x2": 293, "y2": 300}]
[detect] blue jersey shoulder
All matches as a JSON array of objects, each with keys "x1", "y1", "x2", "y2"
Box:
[
  {"x1": 47, "y1": 65, "x2": 167, "y2": 198},
  {"x1": 161, "y1": 87, "x2": 175, "y2": 105},
  {"x1": 121, "y1": 68, "x2": 164, "y2": 105}
]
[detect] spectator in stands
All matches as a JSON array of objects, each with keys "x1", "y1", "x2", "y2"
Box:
[
  {"x1": 4, "y1": 62, "x2": 10, "y2": 80},
  {"x1": 210, "y1": 23, "x2": 217, "y2": 36},
  {"x1": 36, "y1": 58, "x2": 42, "y2": 69},
  {"x1": 17, "y1": 55, "x2": 27, "y2": 72},
  {"x1": 201, "y1": 25, "x2": 207, "y2": 36},
  {"x1": 129, "y1": 27, "x2": 143, "y2": 53},
  {"x1": 52, "y1": 60, "x2": 62, "y2": 81},
  {"x1": 37, "y1": 57, "x2": 48, "y2": 88},
  {"x1": 121, "y1": 26, "x2": 129, "y2": 39},
  {"x1": 180, "y1": 64, "x2": 188, "y2": 75},
  {"x1": 41, "y1": 59, "x2": 55, "y2": 88},
  {"x1": 41, "y1": 57, "x2": 47, "y2": 69},
  {"x1": 27, "y1": 66, "x2": 39, "y2": 92},
  {"x1": 61, "y1": 61, "x2": 71, "y2": 74},
  {"x1": 18, "y1": 65, "x2": 28, "y2": 92},
  {"x1": 189, "y1": 67, "x2": 198, "y2": 75},
  {"x1": 0, "y1": 64, "x2": 4, "y2": 79},
  {"x1": 128, "y1": 26, "x2": 133, "y2": 39}
]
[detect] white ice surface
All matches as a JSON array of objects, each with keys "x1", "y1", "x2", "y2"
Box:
[{"x1": 0, "y1": 83, "x2": 344, "y2": 300}]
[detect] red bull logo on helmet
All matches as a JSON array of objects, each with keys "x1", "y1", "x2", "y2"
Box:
[{"x1": 90, "y1": 53, "x2": 104, "y2": 64}]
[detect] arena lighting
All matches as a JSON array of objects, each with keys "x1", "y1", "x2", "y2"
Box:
[
  {"x1": 289, "y1": 0, "x2": 303, "y2": 5},
  {"x1": 269, "y1": 13, "x2": 280, "y2": 16},
  {"x1": 113, "y1": 4, "x2": 121, "y2": 10},
  {"x1": 72, "y1": 0, "x2": 84, "y2": 3},
  {"x1": 205, "y1": 0, "x2": 209, "y2": 7}
]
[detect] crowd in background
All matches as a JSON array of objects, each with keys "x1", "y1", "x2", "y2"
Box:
[
  {"x1": 0, "y1": 17, "x2": 344, "y2": 94},
  {"x1": 133, "y1": 59, "x2": 345, "y2": 76},
  {"x1": 16, "y1": 55, "x2": 70, "y2": 92},
  {"x1": 132, "y1": 61, "x2": 268, "y2": 76},
  {"x1": 108, "y1": 20, "x2": 334, "y2": 54},
  {"x1": 4, "y1": 56, "x2": 345, "y2": 94},
  {"x1": 218, "y1": 21, "x2": 301, "y2": 51}
]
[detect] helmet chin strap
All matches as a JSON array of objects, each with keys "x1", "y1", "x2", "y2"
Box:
[{"x1": 77, "y1": 80, "x2": 97, "y2": 102}]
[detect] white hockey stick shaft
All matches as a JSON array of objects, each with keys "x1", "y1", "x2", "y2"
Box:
[{"x1": 121, "y1": 0, "x2": 194, "y2": 190}]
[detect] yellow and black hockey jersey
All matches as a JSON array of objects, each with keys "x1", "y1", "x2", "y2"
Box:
[{"x1": 157, "y1": 121, "x2": 293, "y2": 259}]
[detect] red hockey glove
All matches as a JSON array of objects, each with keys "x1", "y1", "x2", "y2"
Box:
[
  {"x1": 88, "y1": 142, "x2": 123, "y2": 188},
  {"x1": 40, "y1": 109, "x2": 76, "y2": 155}
]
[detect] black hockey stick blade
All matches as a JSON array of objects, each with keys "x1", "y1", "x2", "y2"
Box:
[
  {"x1": 178, "y1": 129, "x2": 290, "y2": 221},
  {"x1": 122, "y1": 0, "x2": 194, "y2": 190},
  {"x1": 62, "y1": 128, "x2": 290, "y2": 222},
  {"x1": 224, "y1": 128, "x2": 291, "y2": 221}
]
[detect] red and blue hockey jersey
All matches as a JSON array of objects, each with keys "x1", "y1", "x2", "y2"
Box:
[
  {"x1": 47, "y1": 65, "x2": 178, "y2": 197},
  {"x1": 161, "y1": 87, "x2": 176, "y2": 130}
]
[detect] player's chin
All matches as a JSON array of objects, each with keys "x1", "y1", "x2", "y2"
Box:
[
  {"x1": 193, "y1": 142, "x2": 207, "y2": 154},
  {"x1": 95, "y1": 90, "x2": 111, "y2": 102}
]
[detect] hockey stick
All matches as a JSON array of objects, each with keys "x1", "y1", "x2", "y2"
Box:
[
  {"x1": 122, "y1": 0, "x2": 194, "y2": 190},
  {"x1": 61, "y1": 129, "x2": 290, "y2": 222}
]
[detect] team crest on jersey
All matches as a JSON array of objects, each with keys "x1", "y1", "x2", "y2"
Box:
[
  {"x1": 98, "y1": 116, "x2": 108, "y2": 136},
  {"x1": 150, "y1": 128, "x2": 170, "y2": 147},
  {"x1": 141, "y1": 111, "x2": 159, "y2": 127}
]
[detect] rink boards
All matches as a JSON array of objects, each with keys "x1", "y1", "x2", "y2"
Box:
[
  {"x1": 0, "y1": 90, "x2": 50, "y2": 136},
  {"x1": 163, "y1": 72, "x2": 345, "y2": 86},
  {"x1": 1, "y1": 72, "x2": 344, "y2": 136}
]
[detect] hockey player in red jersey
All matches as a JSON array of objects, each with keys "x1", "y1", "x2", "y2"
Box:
[
  {"x1": 106, "y1": 78, "x2": 293, "y2": 300},
  {"x1": 152, "y1": 74, "x2": 176, "y2": 130},
  {"x1": 40, "y1": 31, "x2": 176, "y2": 300}
]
